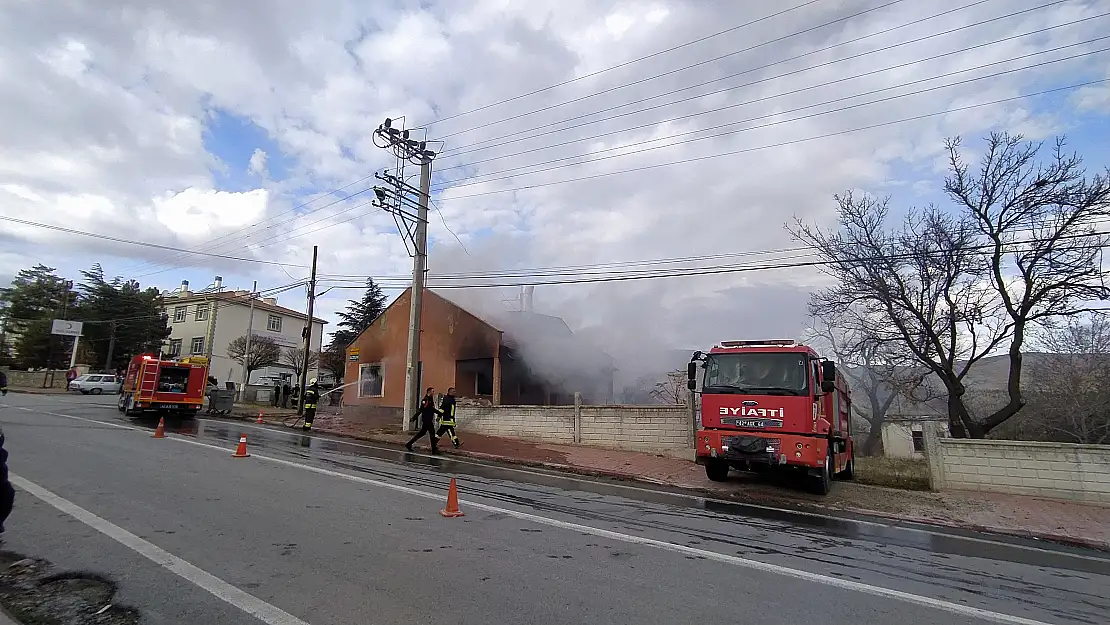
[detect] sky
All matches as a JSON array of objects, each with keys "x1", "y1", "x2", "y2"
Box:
[{"x1": 2, "y1": 0, "x2": 1109, "y2": 384}]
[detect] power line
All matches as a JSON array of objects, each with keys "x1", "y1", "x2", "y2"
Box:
[
  {"x1": 0, "y1": 216, "x2": 312, "y2": 269},
  {"x1": 433, "y1": 42, "x2": 1110, "y2": 191},
  {"x1": 315, "y1": 230, "x2": 1110, "y2": 290},
  {"x1": 434, "y1": 79, "x2": 1110, "y2": 203},
  {"x1": 435, "y1": 0, "x2": 913, "y2": 140},
  {"x1": 437, "y1": 0, "x2": 1071, "y2": 160},
  {"x1": 424, "y1": 0, "x2": 829, "y2": 128}
]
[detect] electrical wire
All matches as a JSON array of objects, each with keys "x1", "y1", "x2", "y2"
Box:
[
  {"x1": 0, "y1": 216, "x2": 312, "y2": 268},
  {"x1": 435, "y1": 0, "x2": 915, "y2": 140},
  {"x1": 434, "y1": 78, "x2": 1110, "y2": 202},
  {"x1": 432, "y1": 42, "x2": 1110, "y2": 190},
  {"x1": 437, "y1": 0, "x2": 1076, "y2": 159},
  {"x1": 314, "y1": 230, "x2": 1110, "y2": 290},
  {"x1": 424, "y1": 0, "x2": 830, "y2": 128}
]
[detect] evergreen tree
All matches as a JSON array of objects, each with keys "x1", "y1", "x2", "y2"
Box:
[
  {"x1": 327, "y1": 278, "x2": 387, "y2": 349},
  {"x1": 74, "y1": 264, "x2": 171, "y2": 370},
  {"x1": 0, "y1": 265, "x2": 71, "y2": 368}
]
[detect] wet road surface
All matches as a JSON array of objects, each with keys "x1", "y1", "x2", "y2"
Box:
[{"x1": 2, "y1": 393, "x2": 1108, "y2": 625}]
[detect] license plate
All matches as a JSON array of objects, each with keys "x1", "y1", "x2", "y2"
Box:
[{"x1": 162, "y1": 404, "x2": 181, "y2": 409}]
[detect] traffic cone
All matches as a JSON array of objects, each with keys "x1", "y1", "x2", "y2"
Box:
[
  {"x1": 232, "y1": 434, "x2": 250, "y2": 458},
  {"x1": 151, "y1": 417, "x2": 166, "y2": 439},
  {"x1": 440, "y1": 477, "x2": 464, "y2": 518},
  {"x1": 256, "y1": 410, "x2": 265, "y2": 424}
]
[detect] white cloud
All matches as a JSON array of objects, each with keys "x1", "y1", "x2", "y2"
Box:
[{"x1": 0, "y1": 0, "x2": 1108, "y2": 382}]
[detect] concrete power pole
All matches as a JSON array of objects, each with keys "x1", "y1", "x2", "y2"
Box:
[
  {"x1": 297, "y1": 246, "x2": 318, "y2": 417},
  {"x1": 370, "y1": 117, "x2": 440, "y2": 432},
  {"x1": 400, "y1": 160, "x2": 431, "y2": 431},
  {"x1": 239, "y1": 280, "x2": 258, "y2": 401}
]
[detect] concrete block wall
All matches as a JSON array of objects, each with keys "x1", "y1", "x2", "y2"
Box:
[
  {"x1": 0, "y1": 369, "x2": 69, "y2": 389},
  {"x1": 456, "y1": 405, "x2": 575, "y2": 444},
  {"x1": 455, "y1": 404, "x2": 691, "y2": 454},
  {"x1": 923, "y1": 428, "x2": 1110, "y2": 506}
]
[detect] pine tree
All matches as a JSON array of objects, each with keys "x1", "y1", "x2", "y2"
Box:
[{"x1": 327, "y1": 278, "x2": 387, "y2": 349}]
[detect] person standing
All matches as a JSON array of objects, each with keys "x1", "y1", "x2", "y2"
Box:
[
  {"x1": 272, "y1": 381, "x2": 281, "y2": 407},
  {"x1": 435, "y1": 387, "x2": 461, "y2": 448},
  {"x1": 0, "y1": 369, "x2": 8, "y2": 396},
  {"x1": 301, "y1": 378, "x2": 320, "y2": 432},
  {"x1": 281, "y1": 382, "x2": 291, "y2": 409},
  {"x1": 405, "y1": 387, "x2": 441, "y2": 454},
  {"x1": 0, "y1": 425, "x2": 14, "y2": 533}
]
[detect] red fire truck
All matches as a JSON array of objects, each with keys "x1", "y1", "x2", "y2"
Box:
[
  {"x1": 688, "y1": 339, "x2": 854, "y2": 495},
  {"x1": 117, "y1": 354, "x2": 210, "y2": 418}
]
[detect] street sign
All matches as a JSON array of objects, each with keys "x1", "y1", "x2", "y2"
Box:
[
  {"x1": 51, "y1": 319, "x2": 83, "y2": 337},
  {"x1": 348, "y1": 348, "x2": 360, "y2": 362}
]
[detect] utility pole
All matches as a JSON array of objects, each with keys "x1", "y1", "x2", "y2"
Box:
[
  {"x1": 203, "y1": 276, "x2": 223, "y2": 366},
  {"x1": 239, "y1": 280, "x2": 257, "y2": 402},
  {"x1": 297, "y1": 246, "x2": 318, "y2": 416},
  {"x1": 371, "y1": 117, "x2": 439, "y2": 431},
  {"x1": 104, "y1": 320, "x2": 116, "y2": 372}
]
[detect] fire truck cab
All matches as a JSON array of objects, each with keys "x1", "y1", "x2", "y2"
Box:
[
  {"x1": 117, "y1": 354, "x2": 210, "y2": 418},
  {"x1": 688, "y1": 339, "x2": 854, "y2": 495}
]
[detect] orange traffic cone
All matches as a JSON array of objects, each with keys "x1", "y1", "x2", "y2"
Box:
[
  {"x1": 256, "y1": 410, "x2": 265, "y2": 424},
  {"x1": 152, "y1": 417, "x2": 166, "y2": 439},
  {"x1": 440, "y1": 477, "x2": 464, "y2": 518},
  {"x1": 232, "y1": 433, "x2": 250, "y2": 458}
]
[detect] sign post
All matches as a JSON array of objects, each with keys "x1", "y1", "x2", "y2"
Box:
[{"x1": 51, "y1": 320, "x2": 83, "y2": 377}]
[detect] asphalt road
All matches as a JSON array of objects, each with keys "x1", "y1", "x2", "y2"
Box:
[{"x1": 1, "y1": 393, "x2": 1108, "y2": 625}]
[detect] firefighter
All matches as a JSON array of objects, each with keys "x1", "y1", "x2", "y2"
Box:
[
  {"x1": 301, "y1": 378, "x2": 320, "y2": 431},
  {"x1": 405, "y1": 387, "x2": 441, "y2": 454},
  {"x1": 435, "y1": 386, "x2": 461, "y2": 448}
]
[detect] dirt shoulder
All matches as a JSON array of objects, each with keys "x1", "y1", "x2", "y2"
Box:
[
  {"x1": 0, "y1": 548, "x2": 139, "y2": 625},
  {"x1": 230, "y1": 409, "x2": 1110, "y2": 552}
]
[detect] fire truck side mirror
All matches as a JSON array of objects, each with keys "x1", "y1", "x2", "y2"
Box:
[
  {"x1": 821, "y1": 361, "x2": 837, "y2": 393},
  {"x1": 686, "y1": 362, "x2": 698, "y2": 391}
]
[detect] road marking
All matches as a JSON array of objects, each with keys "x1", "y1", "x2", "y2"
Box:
[
  {"x1": 5, "y1": 405, "x2": 1064, "y2": 625},
  {"x1": 9, "y1": 474, "x2": 311, "y2": 625},
  {"x1": 5, "y1": 398, "x2": 1108, "y2": 564}
]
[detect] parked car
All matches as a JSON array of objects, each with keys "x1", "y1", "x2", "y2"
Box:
[{"x1": 69, "y1": 374, "x2": 122, "y2": 395}]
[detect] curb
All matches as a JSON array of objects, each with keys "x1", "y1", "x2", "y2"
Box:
[{"x1": 226, "y1": 412, "x2": 1110, "y2": 553}]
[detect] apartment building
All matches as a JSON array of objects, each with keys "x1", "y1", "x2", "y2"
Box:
[{"x1": 160, "y1": 280, "x2": 326, "y2": 387}]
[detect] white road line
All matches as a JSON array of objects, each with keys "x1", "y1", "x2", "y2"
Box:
[
  {"x1": 9, "y1": 474, "x2": 311, "y2": 625},
  {"x1": 6, "y1": 406, "x2": 1063, "y2": 625},
  {"x1": 6, "y1": 399, "x2": 1109, "y2": 564}
]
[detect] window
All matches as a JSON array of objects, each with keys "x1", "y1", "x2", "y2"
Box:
[
  {"x1": 911, "y1": 430, "x2": 925, "y2": 454},
  {"x1": 267, "y1": 315, "x2": 282, "y2": 332},
  {"x1": 173, "y1": 306, "x2": 187, "y2": 323},
  {"x1": 476, "y1": 370, "x2": 494, "y2": 395},
  {"x1": 702, "y1": 352, "x2": 809, "y2": 395},
  {"x1": 195, "y1": 304, "x2": 209, "y2": 322},
  {"x1": 358, "y1": 363, "x2": 384, "y2": 397},
  {"x1": 190, "y1": 337, "x2": 205, "y2": 355},
  {"x1": 168, "y1": 339, "x2": 182, "y2": 357},
  {"x1": 158, "y1": 366, "x2": 190, "y2": 393}
]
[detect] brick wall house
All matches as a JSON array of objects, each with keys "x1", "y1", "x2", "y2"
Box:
[{"x1": 343, "y1": 288, "x2": 614, "y2": 412}]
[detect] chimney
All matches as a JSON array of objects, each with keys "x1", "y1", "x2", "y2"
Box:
[
  {"x1": 524, "y1": 285, "x2": 535, "y2": 312},
  {"x1": 213, "y1": 275, "x2": 223, "y2": 290},
  {"x1": 179, "y1": 280, "x2": 189, "y2": 294},
  {"x1": 263, "y1": 298, "x2": 277, "y2": 305}
]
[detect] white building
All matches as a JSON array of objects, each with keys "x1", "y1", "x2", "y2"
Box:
[
  {"x1": 160, "y1": 280, "x2": 326, "y2": 388},
  {"x1": 881, "y1": 416, "x2": 949, "y2": 459}
]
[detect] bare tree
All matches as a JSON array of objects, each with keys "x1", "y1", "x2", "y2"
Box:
[
  {"x1": 807, "y1": 315, "x2": 935, "y2": 455},
  {"x1": 793, "y1": 133, "x2": 1110, "y2": 438},
  {"x1": 226, "y1": 334, "x2": 281, "y2": 380},
  {"x1": 650, "y1": 370, "x2": 688, "y2": 406},
  {"x1": 282, "y1": 347, "x2": 319, "y2": 381},
  {"x1": 1023, "y1": 315, "x2": 1110, "y2": 444},
  {"x1": 319, "y1": 345, "x2": 346, "y2": 384}
]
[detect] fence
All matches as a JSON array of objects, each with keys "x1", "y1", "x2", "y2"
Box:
[
  {"x1": 923, "y1": 427, "x2": 1110, "y2": 506},
  {"x1": 0, "y1": 369, "x2": 71, "y2": 389},
  {"x1": 456, "y1": 394, "x2": 693, "y2": 458}
]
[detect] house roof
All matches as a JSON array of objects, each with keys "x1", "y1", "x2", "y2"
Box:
[{"x1": 162, "y1": 291, "x2": 328, "y2": 325}]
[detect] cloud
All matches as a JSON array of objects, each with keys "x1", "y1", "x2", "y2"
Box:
[{"x1": 1, "y1": 0, "x2": 1108, "y2": 387}]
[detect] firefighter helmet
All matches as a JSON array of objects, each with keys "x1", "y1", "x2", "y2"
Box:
[{"x1": 309, "y1": 377, "x2": 317, "y2": 385}]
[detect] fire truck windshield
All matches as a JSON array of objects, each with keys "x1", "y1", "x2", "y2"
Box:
[{"x1": 702, "y1": 352, "x2": 809, "y2": 396}]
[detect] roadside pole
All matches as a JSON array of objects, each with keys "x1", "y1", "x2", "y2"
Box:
[
  {"x1": 239, "y1": 280, "x2": 257, "y2": 402},
  {"x1": 297, "y1": 247, "x2": 318, "y2": 417},
  {"x1": 401, "y1": 159, "x2": 431, "y2": 431}
]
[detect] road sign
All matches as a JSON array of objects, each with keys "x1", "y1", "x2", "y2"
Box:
[
  {"x1": 51, "y1": 319, "x2": 83, "y2": 337},
  {"x1": 348, "y1": 348, "x2": 360, "y2": 362}
]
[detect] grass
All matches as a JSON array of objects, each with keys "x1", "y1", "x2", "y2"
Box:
[{"x1": 854, "y1": 456, "x2": 932, "y2": 491}]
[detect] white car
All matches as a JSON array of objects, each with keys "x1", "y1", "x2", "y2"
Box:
[{"x1": 69, "y1": 374, "x2": 121, "y2": 395}]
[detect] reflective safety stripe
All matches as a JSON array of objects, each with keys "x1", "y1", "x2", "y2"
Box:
[
  {"x1": 440, "y1": 420, "x2": 455, "y2": 426},
  {"x1": 304, "y1": 403, "x2": 317, "y2": 409}
]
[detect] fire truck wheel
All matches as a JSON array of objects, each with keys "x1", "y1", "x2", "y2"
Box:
[
  {"x1": 839, "y1": 454, "x2": 855, "y2": 480},
  {"x1": 116, "y1": 395, "x2": 126, "y2": 413},
  {"x1": 705, "y1": 459, "x2": 730, "y2": 482},
  {"x1": 810, "y1": 447, "x2": 833, "y2": 495}
]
